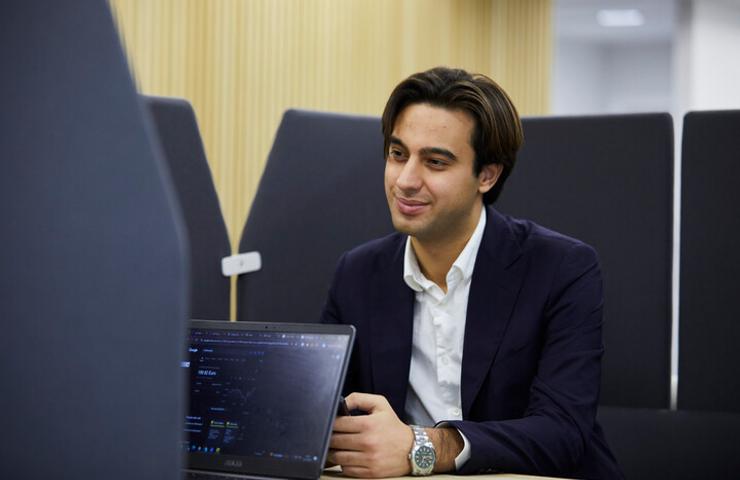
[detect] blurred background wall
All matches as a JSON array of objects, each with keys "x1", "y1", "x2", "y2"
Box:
[
  {"x1": 110, "y1": 0, "x2": 552, "y2": 253},
  {"x1": 552, "y1": 0, "x2": 740, "y2": 118}
]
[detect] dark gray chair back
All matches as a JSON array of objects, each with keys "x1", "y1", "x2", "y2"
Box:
[
  {"x1": 679, "y1": 110, "x2": 740, "y2": 412},
  {"x1": 496, "y1": 114, "x2": 674, "y2": 408},
  {"x1": 598, "y1": 406, "x2": 740, "y2": 480},
  {"x1": 144, "y1": 95, "x2": 231, "y2": 320},
  {"x1": 237, "y1": 109, "x2": 393, "y2": 322},
  {"x1": 1, "y1": 2, "x2": 188, "y2": 479}
]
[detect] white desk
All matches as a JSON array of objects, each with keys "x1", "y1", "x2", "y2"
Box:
[{"x1": 321, "y1": 469, "x2": 568, "y2": 480}]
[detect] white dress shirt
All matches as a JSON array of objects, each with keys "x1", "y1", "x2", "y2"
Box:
[{"x1": 403, "y1": 207, "x2": 486, "y2": 470}]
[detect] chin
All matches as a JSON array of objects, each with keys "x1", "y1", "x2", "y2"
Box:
[{"x1": 391, "y1": 217, "x2": 419, "y2": 236}]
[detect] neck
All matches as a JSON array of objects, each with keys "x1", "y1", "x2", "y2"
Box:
[{"x1": 411, "y1": 204, "x2": 483, "y2": 293}]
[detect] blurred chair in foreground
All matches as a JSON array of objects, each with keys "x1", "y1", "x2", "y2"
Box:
[{"x1": 1, "y1": 2, "x2": 188, "y2": 479}]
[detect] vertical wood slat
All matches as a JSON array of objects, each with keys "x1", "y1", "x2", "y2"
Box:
[{"x1": 109, "y1": 0, "x2": 552, "y2": 319}]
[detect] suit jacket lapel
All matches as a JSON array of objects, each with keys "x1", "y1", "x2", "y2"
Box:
[
  {"x1": 461, "y1": 207, "x2": 526, "y2": 417},
  {"x1": 370, "y1": 236, "x2": 415, "y2": 417}
]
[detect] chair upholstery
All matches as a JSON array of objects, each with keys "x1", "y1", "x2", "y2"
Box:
[
  {"x1": 1, "y1": 2, "x2": 188, "y2": 479},
  {"x1": 237, "y1": 109, "x2": 393, "y2": 323},
  {"x1": 679, "y1": 110, "x2": 740, "y2": 412},
  {"x1": 496, "y1": 114, "x2": 674, "y2": 408},
  {"x1": 598, "y1": 406, "x2": 740, "y2": 480},
  {"x1": 144, "y1": 95, "x2": 231, "y2": 320}
]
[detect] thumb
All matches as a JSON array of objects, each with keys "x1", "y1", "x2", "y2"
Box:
[{"x1": 345, "y1": 392, "x2": 390, "y2": 414}]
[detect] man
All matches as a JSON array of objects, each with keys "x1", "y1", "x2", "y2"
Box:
[{"x1": 322, "y1": 67, "x2": 622, "y2": 479}]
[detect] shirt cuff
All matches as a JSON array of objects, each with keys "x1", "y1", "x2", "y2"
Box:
[{"x1": 434, "y1": 422, "x2": 471, "y2": 471}]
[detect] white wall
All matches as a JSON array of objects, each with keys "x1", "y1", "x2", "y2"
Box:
[
  {"x1": 552, "y1": 39, "x2": 673, "y2": 115},
  {"x1": 678, "y1": 0, "x2": 740, "y2": 111},
  {"x1": 552, "y1": 0, "x2": 740, "y2": 116},
  {"x1": 552, "y1": 39, "x2": 606, "y2": 114},
  {"x1": 604, "y1": 42, "x2": 673, "y2": 113}
]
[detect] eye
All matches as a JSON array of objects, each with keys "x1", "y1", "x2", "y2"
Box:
[
  {"x1": 388, "y1": 148, "x2": 406, "y2": 161},
  {"x1": 426, "y1": 158, "x2": 447, "y2": 169}
]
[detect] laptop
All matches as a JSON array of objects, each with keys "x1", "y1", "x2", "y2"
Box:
[{"x1": 183, "y1": 320, "x2": 355, "y2": 479}]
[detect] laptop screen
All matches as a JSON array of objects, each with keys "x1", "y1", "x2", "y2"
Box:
[{"x1": 183, "y1": 320, "x2": 354, "y2": 479}]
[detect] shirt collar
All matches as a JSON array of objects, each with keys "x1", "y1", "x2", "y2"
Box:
[{"x1": 403, "y1": 207, "x2": 487, "y2": 293}]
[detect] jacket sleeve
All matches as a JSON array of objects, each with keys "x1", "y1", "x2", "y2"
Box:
[
  {"x1": 446, "y1": 242, "x2": 605, "y2": 477},
  {"x1": 319, "y1": 252, "x2": 345, "y2": 326},
  {"x1": 319, "y1": 252, "x2": 359, "y2": 396}
]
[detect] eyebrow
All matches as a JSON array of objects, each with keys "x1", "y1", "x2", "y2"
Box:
[
  {"x1": 389, "y1": 136, "x2": 458, "y2": 162},
  {"x1": 420, "y1": 147, "x2": 457, "y2": 162}
]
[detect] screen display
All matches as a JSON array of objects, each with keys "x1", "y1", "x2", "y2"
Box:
[{"x1": 183, "y1": 325, "x2": 349, "y2": 476}]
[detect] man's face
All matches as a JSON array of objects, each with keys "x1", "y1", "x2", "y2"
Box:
[{"x1": 384, "y1": 103, "x2": 500, "y2": 245}]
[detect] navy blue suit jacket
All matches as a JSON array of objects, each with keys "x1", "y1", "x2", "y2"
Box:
[{"x1": 321, "y1": 207, "x2": 622, "y2": 479}]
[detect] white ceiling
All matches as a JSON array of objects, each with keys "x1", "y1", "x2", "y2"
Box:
[{"x1": 554, "y1": 0, "x2": 676, "y2": 44}]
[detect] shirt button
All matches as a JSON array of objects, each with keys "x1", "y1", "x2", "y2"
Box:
[
  {"x1": 449, "y1": 407, "x2": 461, "y2": 417},
  {"x1": 440, "y1": 356, "x2": 449, "y2": 365}
]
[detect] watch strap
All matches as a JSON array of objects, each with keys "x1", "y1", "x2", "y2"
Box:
[
  {"x1": 411, "y1": 425, "x2": 430, "y2": 444},
  {"x1": 409, "y1": 425, "x2": 435, "y2": 476}
]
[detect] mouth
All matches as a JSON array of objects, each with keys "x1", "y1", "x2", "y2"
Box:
[{"x1": 395, "y1": 196, "x2": 429, "y2": 216}]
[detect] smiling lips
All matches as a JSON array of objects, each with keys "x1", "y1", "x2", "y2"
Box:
[{"x1": 395, "y1": 196, "x2": 429, "y2": 216}]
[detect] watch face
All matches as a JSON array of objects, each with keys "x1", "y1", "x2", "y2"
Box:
[{"x1": 414, "y1": 445, "x2": 436, "y2": 469}]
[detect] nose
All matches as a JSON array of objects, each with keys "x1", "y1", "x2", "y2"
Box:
[{"x1": 395, "y1": 157, "x2": 422, "y2": 193}]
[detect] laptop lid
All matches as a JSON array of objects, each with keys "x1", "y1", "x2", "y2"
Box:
[{"x1": 183, "y1": 320, "x2": 355, "y2": 479}]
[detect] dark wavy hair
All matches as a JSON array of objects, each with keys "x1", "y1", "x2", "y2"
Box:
[{"x1": 381, "y1": 67, "x2": 523, "y2": 204}]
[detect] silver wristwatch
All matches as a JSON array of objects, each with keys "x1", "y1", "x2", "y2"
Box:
[{"x1": 409, "y1": 425, "x2": 436, "y2": 476}]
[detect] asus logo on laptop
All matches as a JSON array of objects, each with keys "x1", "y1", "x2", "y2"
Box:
[{"x1": 224, "y1": 459, "x2": 243, "y2": 468}]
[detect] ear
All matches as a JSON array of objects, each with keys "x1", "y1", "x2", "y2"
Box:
[{"x1": 477, "y1": 163, "x2": 503, "y2": 194}]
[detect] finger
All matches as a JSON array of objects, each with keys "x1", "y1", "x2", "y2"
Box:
[
  {"x1": 326, "y1": 449, "x2": 367, "y2": 467},
  {"x1": 340, "y1": 466, "x2": 373, "y2": 478},
  {"x1": 332, "y1": 415, "x2": 369, "y2": 434},
  {"x1": 329, "y1": 432, "x2": 369, "y2": 451},
  {"x1": 345, "y1": 392, "x2": 389, "y2": 413}
]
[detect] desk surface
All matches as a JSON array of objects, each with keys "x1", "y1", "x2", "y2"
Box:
[{"x1": 321, "y1": 470, "x2": 566, "y2": 480}]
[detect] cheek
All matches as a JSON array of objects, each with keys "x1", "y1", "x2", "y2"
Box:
[
  {"x1": 384, "y1": 162, "x2": 397, "y2": 190},
  {"x1": 431, "y1": 175, "x2": 478, "y2": 203}
]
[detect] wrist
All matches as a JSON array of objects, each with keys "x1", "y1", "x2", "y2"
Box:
[{"x1": 427, "y1": 427, "x2": 464, "y2": 473}]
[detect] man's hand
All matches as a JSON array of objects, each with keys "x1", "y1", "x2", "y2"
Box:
[
  {"x1": 327, "y1": 393, "x2": 413, "y2": 478},
  {"x1": 327, "y1": 393, "x2": 465, "y2": 478}
]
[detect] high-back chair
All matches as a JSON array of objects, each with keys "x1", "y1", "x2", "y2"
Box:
[
  {"x1": 236, "y1": 109, "x2": 393, "y2": 323},
  {"x1": 496, "y1": 113, "x2": 674, "y2": 409},
  {"x1": 144, "y1": 95, "x2": 231, "y2": 320},
  {"x1": 679, "y1": 110, "x2": 740, "y2": 412}
]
